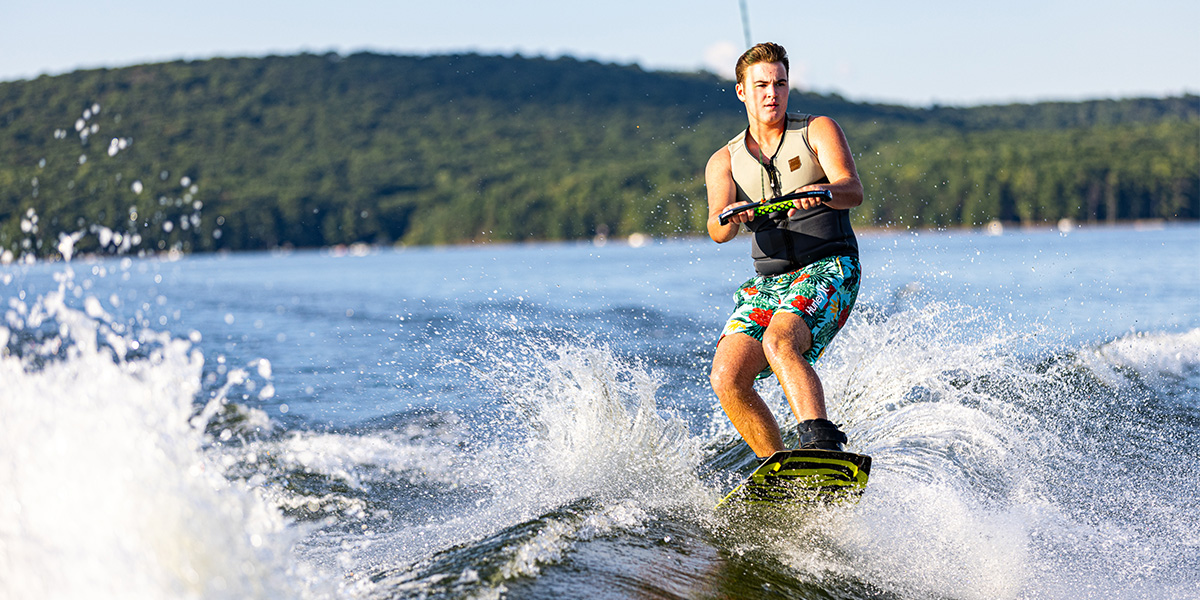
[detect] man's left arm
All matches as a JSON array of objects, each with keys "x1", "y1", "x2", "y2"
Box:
[{"x1": 788, "y1": 116, "x2": 864, "y2": 212}]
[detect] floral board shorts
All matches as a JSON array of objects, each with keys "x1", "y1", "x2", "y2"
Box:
[{"x1": 718, "y1": 255, "x2": 861, "y2": 378}]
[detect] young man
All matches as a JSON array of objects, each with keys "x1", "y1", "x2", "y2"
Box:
[{"x1": 705, "y1": 42, "x2": 863, "y2": 461}]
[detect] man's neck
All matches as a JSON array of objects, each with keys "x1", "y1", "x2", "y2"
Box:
[{"x1": 746, "y1": 116, "x2": 787, "y2": 161}]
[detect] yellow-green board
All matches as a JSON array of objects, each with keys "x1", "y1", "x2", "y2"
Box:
[{"x1": 716, "y1": 449, "x2": 872, "y2": 508}]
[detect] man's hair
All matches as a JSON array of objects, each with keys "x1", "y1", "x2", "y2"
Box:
[{"x1": 735, "y1": 42, "x2": 789, "y2": 85}]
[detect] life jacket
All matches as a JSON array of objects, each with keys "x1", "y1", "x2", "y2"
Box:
[{"x1": 728, "y1": 113, "x2": 859, "y2": 276}]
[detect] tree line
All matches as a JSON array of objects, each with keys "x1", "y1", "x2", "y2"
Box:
[{"x1": 0, "y1": 52, "x2": 1195, "y2": 258}]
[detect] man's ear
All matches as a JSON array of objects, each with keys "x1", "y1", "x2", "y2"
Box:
[{"x1": 735, "y1": 81, "x2": 745, "y2": 101}]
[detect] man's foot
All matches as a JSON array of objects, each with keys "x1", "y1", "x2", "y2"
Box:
[{"x1": 797, "y1": 419, "x2": 847, "y2": 451}]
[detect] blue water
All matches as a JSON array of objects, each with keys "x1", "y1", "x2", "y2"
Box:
[{"x1": 3, "y1": 223, "x2": 1198, "y2": 599}]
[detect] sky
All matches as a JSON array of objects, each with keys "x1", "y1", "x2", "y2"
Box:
[{"x1": 4, "y1": 0, "x2": 1197, "y2": 107}]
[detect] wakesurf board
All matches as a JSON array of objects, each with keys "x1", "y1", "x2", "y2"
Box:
[{"x1": 716, "y1": 449, "x2": 871, "y2": 508}]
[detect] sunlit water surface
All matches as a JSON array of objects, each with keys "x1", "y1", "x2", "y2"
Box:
[{"x1": 3, "y1": 223, "x2": 1198, "y2": 599}]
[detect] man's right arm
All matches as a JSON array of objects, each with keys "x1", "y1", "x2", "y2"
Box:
[{"x1": 705, "y1": 147, "x2": 752, "y2": 243}]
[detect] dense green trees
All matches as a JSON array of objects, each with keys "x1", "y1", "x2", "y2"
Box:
[
  {"x1": 0, "y1": 52, "x2": 1195, "y2": 258},
  {"x1": 853, "y1": 119, "x2": 1197, "y2": 227}
]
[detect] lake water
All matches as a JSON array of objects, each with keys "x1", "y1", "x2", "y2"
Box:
[{"x1": 3, "y1": 223, "x2": 1198, "y2": 599}]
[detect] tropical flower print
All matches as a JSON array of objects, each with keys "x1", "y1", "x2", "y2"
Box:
[
  {"x1": 836, "y1": 302, "x2": 852, "y2": 329},
  {"x1": 790, "y1": 295, "x2": 815, "y2": 315},
  {"x1": 749, "y1": 308, "x2": 774, "y2": 327},
  {"x1": 717, "y1": 255, "x2": 861, "y2": 379}
]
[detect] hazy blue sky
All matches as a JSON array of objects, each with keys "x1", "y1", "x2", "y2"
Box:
[{"x1": 5, "y1": 0, "x2": 1197, "y2": 106}]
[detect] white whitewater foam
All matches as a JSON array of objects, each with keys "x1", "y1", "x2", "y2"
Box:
[
  {"x1": 1082, "y1": 327, "x2": 1200, "y2": 390},
  {"x1": 354, "y1": 341, "x2": 710, "y2": 599},
  {"x1": 0, "y1": 277, "x2": 330, "y2": 599},
  {"x1": 801, "y1": 304, "x2": 1199, "y2": 599},
  {"x1": 478, "y1": 341, "x2": 709, "y2": 508}
]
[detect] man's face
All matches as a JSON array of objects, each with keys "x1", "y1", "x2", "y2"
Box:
[{"x1": 736, "y1": 61, "x2": 789, "y2": 126}]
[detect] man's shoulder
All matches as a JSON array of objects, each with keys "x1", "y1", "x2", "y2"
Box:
[
  {"x1": 804, "y1": 115, "x2": 841, "y2": 132},
  {"x1": 789, "y1": 112, "x2": 830, "y2": 130},
  {"x1": 804, "y1": 115, "x2": 847, "y2": 149}
]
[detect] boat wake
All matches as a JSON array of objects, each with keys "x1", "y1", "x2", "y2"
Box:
[{"x1": 3, "y1": 261, "x2": 1198, "y2": 600}]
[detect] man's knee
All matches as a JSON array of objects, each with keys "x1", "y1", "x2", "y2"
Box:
[
  {"x1": 762, "y1": 318, "x2": 812, "y2": 362},
  {"x1": 710, "y1": 355, "x2": 757, "y2": 398},
  {"x1": 709, "y1": 362, "x2": 739, "y2": 396}
]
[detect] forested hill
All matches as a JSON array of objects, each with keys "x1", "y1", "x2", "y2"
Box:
[{"x1": 0, "y1": 52, "x2": 1196, "y2": 256}]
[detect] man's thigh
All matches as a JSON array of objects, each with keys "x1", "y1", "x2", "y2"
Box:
[
  {"x1": 712, "y1": 332, "x2": 769, "y2": 386},
  {"x1": 762, "y1": 310, "x2": 814, "y2": 358}
]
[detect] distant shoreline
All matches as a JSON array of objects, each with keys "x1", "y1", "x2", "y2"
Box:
[{"x1": 5, "y1": 219, "x2": 1194, "y2": 267}]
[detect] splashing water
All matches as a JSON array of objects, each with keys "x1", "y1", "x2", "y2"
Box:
[
  {"x1": 6, "y1": 103, "x2": 209, "y2": 265},
  {"x1": 791, "y1": 301, "x2": 1200, "y2": 600},
  {"x1": 0, "y1": 265, "x2": 332, "y2": 599},
  {"x1": 476, "y1": 340, "x2": 707, "y2": 506},
  {"x1": 3, "y1": 231, "x2": 1196, "y2": 600},
  {"x1": 353, "y1": 338, "x2": 713, "y2": 599}
]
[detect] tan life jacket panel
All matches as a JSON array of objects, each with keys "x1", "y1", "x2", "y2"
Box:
[
  {"x1": 726, "y1": 113, "x2": 859, "y2": 276},
  {"x1": 727, "y1": 113, "x2": 825, "y2": 203}
]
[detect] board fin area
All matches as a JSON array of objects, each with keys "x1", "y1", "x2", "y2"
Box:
[{"x1": 715, "y1": 449, "x2": 871, "y2": 508}]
